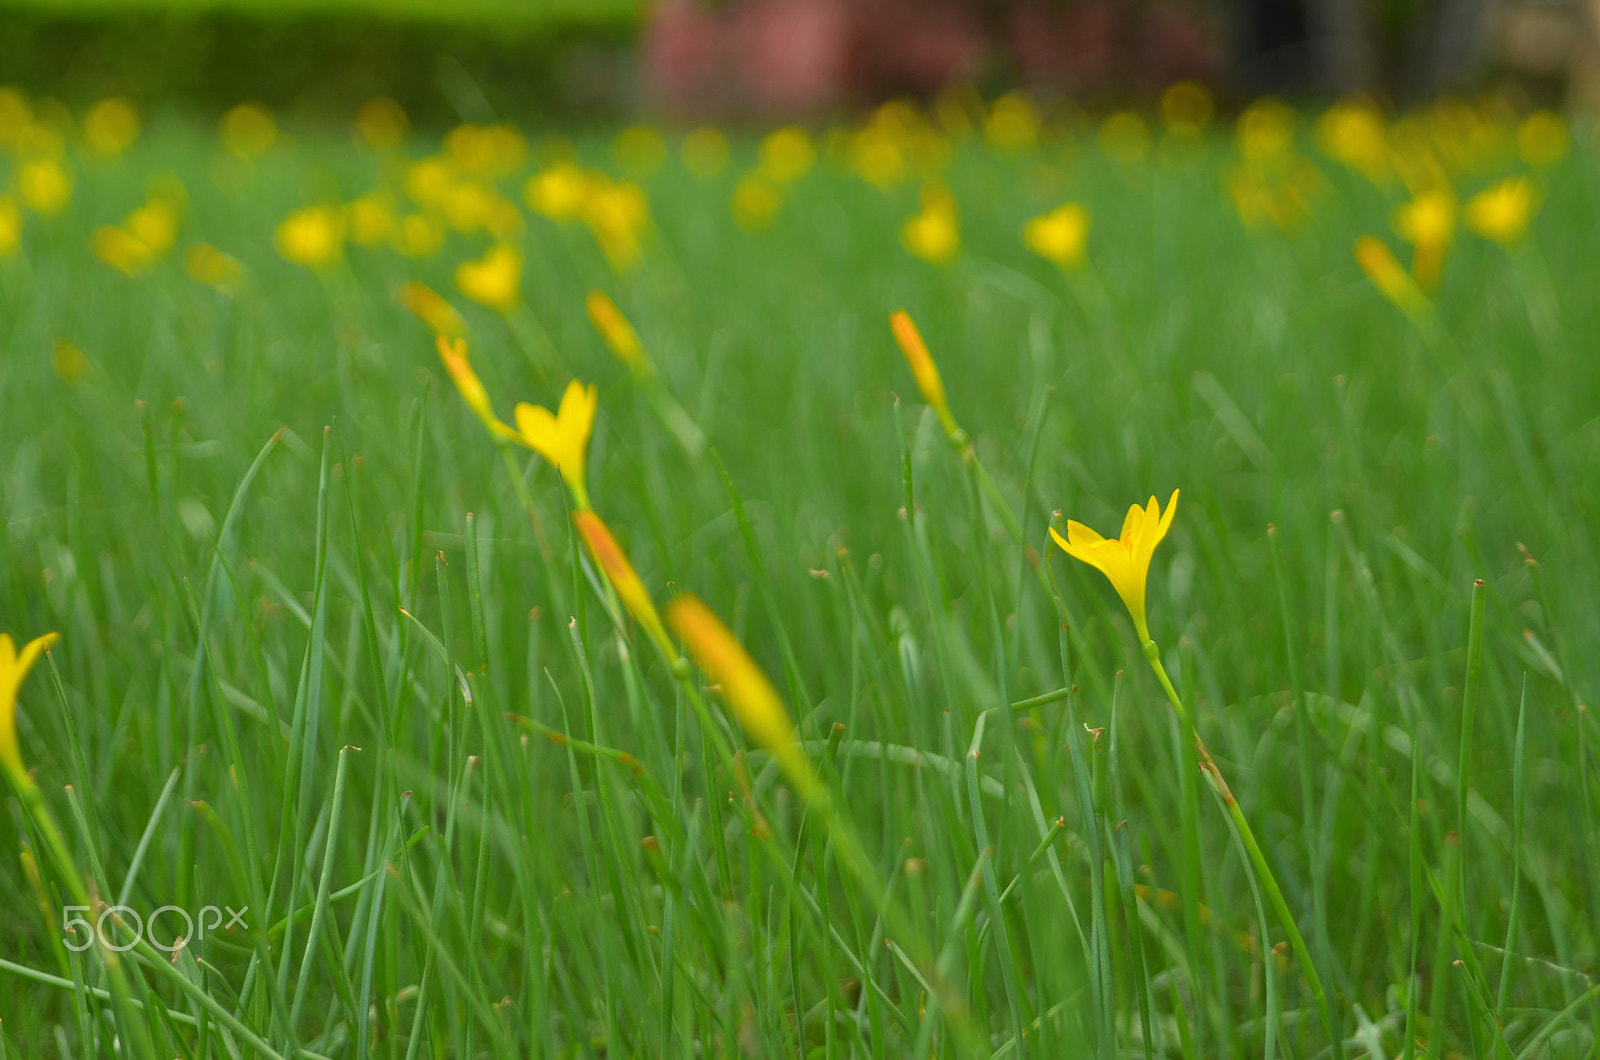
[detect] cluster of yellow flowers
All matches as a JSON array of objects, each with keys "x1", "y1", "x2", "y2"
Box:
[
  {"x1": 0, "y1": 89, "x2": 80, "y2": 254},
  {"x1": 730, "y1": 125, "x2": 816, "y2": 231},
  {"x1": 91, "y1": 175, "x2": 186, "y2": 277},
  {"x1": 1330, "y1": 99, "x2": 1559, "y2": 312},
  {"x1": 414, "y1": 280, "x2": 815, "y2": 794}
]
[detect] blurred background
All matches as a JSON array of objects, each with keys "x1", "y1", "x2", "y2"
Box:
[{"x1": 0, "y1": 0, "x2": 1595, "y2": 125}]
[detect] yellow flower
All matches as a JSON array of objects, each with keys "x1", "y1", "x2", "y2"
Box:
[
  {"x1": 435, "y1": 336, "x2": 515, "y2": 440},
  {"x1": 1160, "y1": 81, "x2": 1214, "y2": 139},
  {"x1": 405, "y1": 156, "x2": 455, "y2": 206},
  {"x1": 1, "y1": 631, "x2": 59, "y2": 789},
  {"x1": 1463, "y1": 177, "x2": 1537, "y2": 246},
  {"x1": 900, "y1": 183, "x2": 959, "y2": 265},
  {"x1": 1354, "y1": 235, "x2": 1426, "y2": 314},
  {"x1": 0, "y1": 196, "x2": 22, "y2": 256},
  {"x1": 81, "y1": 97, "x2": 141, "y2": 159},
  {"x1": 573, "y1": 510, "x2": 670, "y2": 653},
  {"x1": 18, "y1": 159, "x2": 72, "y2": 215},
  {"x1": 455, "y1": 242, "x2": 522, "y2": 313},
  {"x1": 1237, "y1": 98, "x2": 1298, "y2": 166},
  {"x1": 682, "y1": 127, "x2": 729, "y2": 178},
  {"x1": 525, "y1": 161, "x2": 590, "y2": 221},
  {"x1": 1050, "y1": 490, "x2": 1178, "y2": 643},
  {"x1": 1516, "y1": 111, "x2": 1568, "y2": 168},
  {"x1": 1024, "y1": 202, "x2": 1090, "y2": 270},
  {"x1": 393, "y1": 212, "x2": 445, "y2": 258},
  {"x1": 732, "y1": 175, "x2": 783, "y2": 231},
  {"x1": 889, "y1": 310, "x2": 958, "y2": 439},
  {"x1": 984, "y1": 92, "x2": 1039, "y2": 152},
  {"x1": 757, "y1": 126, "x2": 816, "y2": 183},
  {"x1": 585, "y1": 291, "x2": 650, "y2": 374},
  {"x1": 1392, "y1": 188, "x2": 1454, "y2": 291},
  {"x1": 511, "y1": 380, "x2": 598, "y2": 509},
  {"x1": 666, "y1": 594, "x2": 816, "y2": 796},
  {"x1": 581, "y1": 179, "x2": 649, "y2": 272},
  {"x1": 1315, "y1": 99, "x2": 1390, "y2": 185},
  {"x1": 51, "y1": 340, "x2": 87, "y2": 384},
  {"x1": 1099, "y1": 111, "x2": 1151, "y2": 165},
  {"x1": 613, "y1": 124, "x2": 667, "y2": 179},
  {"x1": 402, "y1": 281, "x2": 467, "y2": 339},
  {"x1": 184, "y1": 243, "x2": 242, "y2": 292},
  {"x1": 124, "y1": 199, "x2": 179, "y2": 255},
  {"x1": 355, "y1": 96, "x2": 408, "y2": 151},
  {"x1": 348, "y1": 191, "x2": 397, "y2": 247},
  {"x1": 275, "y1": 205, "x2": 345, "y2": 271},
  {"x1": 220, "y1": 102, "x2": 277, "y2": 160},
  {"x1": 92, "y1": 225, "x2": 159, "y2": 276}
]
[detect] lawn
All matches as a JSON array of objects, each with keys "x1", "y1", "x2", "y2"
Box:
[{"x1": 1, "y1": 93, "x2": 1598, "y2": 1058}]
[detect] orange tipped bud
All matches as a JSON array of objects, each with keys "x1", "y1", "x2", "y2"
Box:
[
  {"x1": 666, "y1": 595, "x2": 817, "y2": 796},
  {"x1": 572, "y1": 510, "x2": 670, "y2": 654},
  {"x1": 402, "y1": 281, "x2": 467, "y2": 339},
  {"x1": 585, "y1": 291, "x2": 650, "y2": 374},
  {"x1": 1354, "y1": 236, "x2": 1427, "y2": 316},
  {"x1": 889, "y1": 310, "x2": 959, "y2": 439}
]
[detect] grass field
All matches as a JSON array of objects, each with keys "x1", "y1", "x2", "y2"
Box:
[{"x1": 2, "y1": 93, "x2": 1599, "y2": 1058}]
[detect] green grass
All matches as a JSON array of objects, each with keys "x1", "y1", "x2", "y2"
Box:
[{"x1": 2, "y1": 108, "x2": 1599, "y2": 1058}]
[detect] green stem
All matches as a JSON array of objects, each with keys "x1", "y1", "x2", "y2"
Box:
[{"x1": 1143, "y1": 642, "x2": 1344, "y2": 1059}]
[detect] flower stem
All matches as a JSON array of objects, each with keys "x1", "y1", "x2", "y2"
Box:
[{"x1": 1143, "y1": 640, "x2": 1344, "y2": 1059}]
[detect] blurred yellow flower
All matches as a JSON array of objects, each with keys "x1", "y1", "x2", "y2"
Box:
[
  {"x1": 900, "y1": 183, "x2": 959, "y2": 265},
  {"x1": 81, "y1": 97, "x2": 140, "y2": 159},
  {"x1": 666, "y1": 594, "x2": 816, "y2": 796},
  {"x1": 184, "y1": 243, "x2": 242, "y2": 292},
  {"x1": 393, "y1": 212, "x2": 445, "y2": 258},
  {"x1": 614, "y1": 124, "x2": 667, "y2": 178},
  {"x1": 455, "y1": 242, "x2": 522, "y2": 313},
  {"x1": 51, "y1": 340, "x2": 87, "y2": 384},
  {"x1": 511, "y1": 379, "x2": 598, "y2": 509},
  {"x1": 446, "y1": 122, "x2": 526, "y2": 178},
  {"x1": 1392, "y1": 188, "x2": 1454, "y2": 291},
  {"x1": 0, "y1": 631, "x2": 59, "y2": 790},
  {"x1": 573, "y1": 510, "x2": 671, "y2": 653},
  {"x1": 18, "y1": 159, "x2": 72, "y2": 215},
  {"x1": 220, "y1": 102, "x2": 276, "y2": 160},
  {"x1": 1099, "y1": 111, "x2": 1151, "y2": 164},
  {"x1": 585, "y1": 291, "x2": 650, "y2": 374},
  {"x1": 525, "y1": 161, "x2": 590, "y2": 221},
  {"x1": 889, "y1": 309, "x2": 959, "y2": 440},
  {"x1": 0, "y1": 88, "x2": 29, "y2": 148},
  {"x1": 1049, "y1": 490, "x2": 1178, "y2": 643},
  {"x1": 732, "y1": 175, "x2": 782, "y2": 230},
  {"x1": 1464, "y1": 176, "x2": 1538, "y2": 245},
  {"x1": 1237, "y1": 98, "x2": 1298, "y2": 166},
  {"x1": 406, "y1": 156, "x2": 455, "y2": 207},
  {"x1": 1315, "y1": 99, "x2": 1390, "y2": 184},
  {"x1": 682, "y1": 127, "x2": 729, "y2": 178},
  {"x1": 582, "y1": 178, "x2": 649, "y2": 271},
  {"x1": 275, "y1": 204, "x2": 345, "y2": 271},
  {"x1": 348, "y1": 191, "x2": 397, "y2": 247},
  {"x1": 1354, "y1": 235, "x2": 1427, "y2": 315},
  {"x1": 124, "y1": 199, "x2": 180, "y2": 255},
  {"x1": 401, "y1": 281, "x2": 466, "y2": 339},
  {"x1": 985, "y1": 92, "x2": 1039, "y2": 152},
  {"x1": 92, "y1": 225, "x2": 159, "y2": 276},
  {"x1": 355, "y1": 96, "x2": 408, "y2": 151},
  {"x1": 0, "y1": 196, "x2": 22, "y2": 256},
  {"x1": 436, "y1": 336, "x2": 514, "y2": 440},
  {"x1": 1160, "y1": 81, "x2": 1213, "y2": 138},
  {"x1": 758, "y1": 126, "x2": 816, "y2": 183},
  {"x1": 1516, "y1": 111, "x2": 1568, "y2": 168},
  {"x1": 1024, "y1": 202, "x2": 1090, "y2": 269}
]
